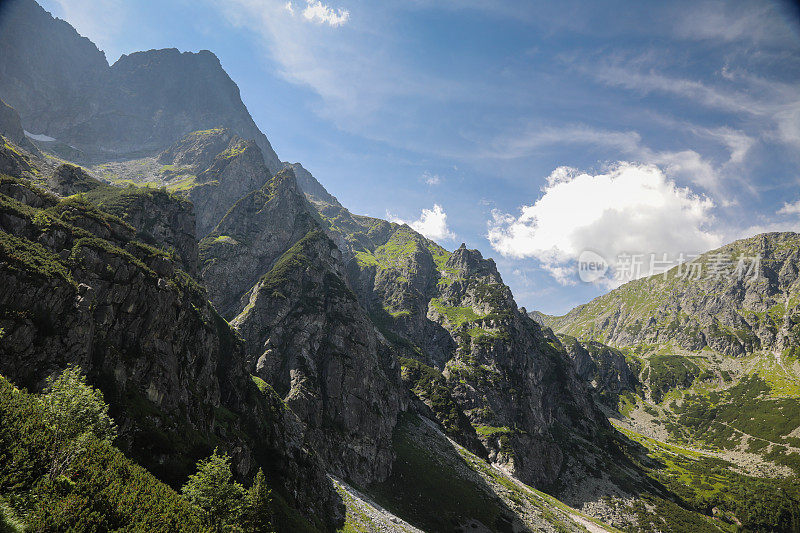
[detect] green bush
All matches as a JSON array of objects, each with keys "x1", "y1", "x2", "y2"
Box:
[{"x1": 0, "y1": 373, "x2": 205, "y2": 531}]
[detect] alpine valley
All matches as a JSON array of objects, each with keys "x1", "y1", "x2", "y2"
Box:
[{"x1": 0, "y1": 1, "x2": 798, "y2": 532}]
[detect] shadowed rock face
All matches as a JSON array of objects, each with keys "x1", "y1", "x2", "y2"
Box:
[
  {"x1": 47, "y1": 163, "x2": 102, "y2": 196},
  {"x1": 0, "y1": 1, "x2": 281, "y2": 170},
  {"x1": 276, "y1": 163, "x2": 615, "y2": 489},
  {"x1": 232, "y1": 229, "x2": 405, "y2": 486},
  {"x1": 199, "y1": 167, "x2": 317, "y2": 317},
  {"x1": 0, "y1": 99, "x2": 37, "y2": 153},
  {"x1": 558, "y1": 335, "x2": 640, "y2": 408},
  {"x1": 0, "y1": 170, "x2": 341, "y2": 526},
  {"x1": 0, "y1": 0, "x2": 107, "y2": 143},
  {"x1": 84, "y1": 186, "x2": 201, "y2": 277}
]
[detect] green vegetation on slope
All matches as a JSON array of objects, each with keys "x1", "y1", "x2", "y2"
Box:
[
  {"x1": 648, "y1": 355, "x2": 701, "y2": 402},
  {"x1": 0, "y1": 373, "x2": 204, "y2": 531},
  {"x1": 667, "y1": 375, "x2": 800, "y2": 468},
  {"x1": 367, "y1": 414, "x2": 516, "y2": 532},
  {"x1": 617, "y1": 424, "x2": 800, "y2": 532}
]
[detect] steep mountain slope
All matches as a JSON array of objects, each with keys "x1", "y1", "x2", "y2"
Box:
[
  {"x1": 0, "y1": 141, "x2": 341, "y2": 529},
  {"x1": 199, "y1": 167, "x2": 317, "y2": 316},
  {"x1": 0, "y1": 0, "x2": 281, "y2": 169},
  {"x1": 559, "y1": 335, "x2": 640, "y2": 408},
  {"x1": 232, "y1": 229, "x2": 405, "y2": 486},
  {"x1": 545, "y1": 233, "x2": 800, "y2": 357},
  {"x1": 0, "y1": 98, "x2": 37, "y2": 154},
  {"x1": 538, "y1": 233, "x2": 800, "y2": 528},
  {"x1": 3, "y1": 3, "x2": 787, "y2": 530},
  {"x1": 0, "y1": 0, "x2": 107, "y2": 146}
]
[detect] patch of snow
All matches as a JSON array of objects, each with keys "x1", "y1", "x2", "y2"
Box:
[{"x1": 24, "y1": 130, "x2": 55, "y2": 142}]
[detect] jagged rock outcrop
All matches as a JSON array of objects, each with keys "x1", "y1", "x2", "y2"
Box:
[
  {"x1": 0, "y1": 172, "x2": 341, "y2": 528},
  {"x1": 190, "y1": 138, "x2": 273, "y2": 237},
  {"x1": 286, "y1": 168, "x2": 614, "y2": 488},
  {"x1": 0, "y1": 0, "x2": 281, "y2": 170},
  {"x1": 0, "y1": 98, "x2": 37, "y2": 153},
  {"x1": 558, "y1": 335, "x2": 639, "y2": 407},
  {"x1": 84, "y1": 186, "x2": 200, "y2": 276},
  {"x1": 157, "y1": 127, "x2": 238, "y2": 171},
  {"x1": 155, "y1": 129, "x2": 275, "y2": 239},
  {"x1": 425, "y1": 245, "x2": 608, "y2": 487},
  {"x1": 231, "y1": 229, "x2": 405, "y2": 486},
  {"x1": 47, "y1": 163, "x2": 102, "y2": 196},
  {"x1": 199, "y1": 167, "x2": 316, "y2": 317},
  {"x1": 287, "y1": 162, "x2": 342, "y2": 207},
  {"x1": 0, "y1": 135, "x2": 34, "y2": 178},
  {"x1": 543, "y1": 233, "x2": 800, "y2": 358}
]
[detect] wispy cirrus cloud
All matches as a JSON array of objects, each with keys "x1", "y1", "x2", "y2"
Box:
[
  {"x1": 478, "y1": 122, "x2": 746, "y2": 199},
  {"x1": 581, "y1": 56, "x2": 800, "y2": 152},
  {"x1": 669, "y1": 0, "x2": 800, "y2": 45}
]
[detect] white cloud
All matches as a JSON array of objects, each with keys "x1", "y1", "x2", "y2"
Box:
[
  {"x1": 585, "y1": 58, "x2": 800, "y2": 152},
  {"x1": 671, "y1": 1, "x2": 798, "y2": 46},
  {"x1": 282, "y1": 0, "x2": 349, "y2": 26},
  {"x1": 778, "y1": 199, "x2": 800, "y2": 216},
  {"x1": 487, "y1": 163, "x2": 721, "y2": 286},
  {"x1": 481, "y1": 123, "x2": 733, "y2": 197},
  {"x1": 389, "y1": 204, "x2": 455, "y2": 242},
  {"x1": 422, "y1": 171, "x2": 441, "y2": 185},
  {"x1": 302, "y1": 0, "x2": 349, "y2": 26}
]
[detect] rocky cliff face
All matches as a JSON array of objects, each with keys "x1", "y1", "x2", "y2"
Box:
[
  {"x1": 155, "y1": 129, "x2": 275, "y2": 239},
  {"x1": 0, "y1": 135, "x2": 36, "y2": 179},
  {"x1": 84, "y1": 185, "x2": 200, "y2": 276},
  {"x1": 274, "y1": 165, "x2": 616, "y2": 488},
  {"x1": 157, "y1": 127, "x2": 239, "y2": 171},
  {"x1": 199, "y1": 168, "x2": 317, "y2": 317},
  {"x1": 47, "y1": 163, "x2": 102, "y2": 196},
  {"x1": 231, "y1": 229, "x2": 405, "y2": 486},
  {"x1": 544, "y1": 233, "x2": 800, "y2": 358},
  {"x1": 0, "y1": 1, "x2": 281, "y2": 169},
  {"x1": 189, "y1": 137, "x2": 274, "y2": 237},
  {"x1": 558, "y1": 335, "x2": 639, "y2": 408},
  {"x1": 0, "y1": 165, "x2": 341, "y2": 528},
  {"x1": 0, "y1": 0, "x2": 107, "y2": 144},
  {"x1": 288, "y1": 162, "x2": 342, "y2": 207},
  {"x1": 429, "y1": 245, "x2": 608, "y2": 487},
  {"x1": 0, "y1": 98, "x2": 37, "y2": 153}
]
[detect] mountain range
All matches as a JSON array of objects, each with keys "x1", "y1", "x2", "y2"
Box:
[{"x1": 0, "y1": 1, "x2": 798, "y2": 532}]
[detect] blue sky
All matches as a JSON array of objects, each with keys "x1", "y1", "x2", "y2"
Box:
[{"x1": 40, "y1": 0, "x2": 800, "y2": 314}]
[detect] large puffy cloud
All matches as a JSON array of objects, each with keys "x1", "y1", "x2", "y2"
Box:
[
  {"x1": 487, "y1": 163, "x2": 721, "y2": 285},
  {"x1": 389, "y1": 204, "x2": 455, "y2": 242}
]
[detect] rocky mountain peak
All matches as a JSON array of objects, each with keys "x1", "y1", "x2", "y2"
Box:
[
  {"x1": 0, "y1": 7, "x2": 281, "y2": 168},
  {"x1": 157, "y1": 127, "x2": 237, "y2": 170},
  {"x1": 447, "y1": 242, "x2": 501, "y2": 280},
  {"x1": 545, "y1": 231, "x2": 800, "y2": 357},
  {"x1": 287, "y1": 162, "x2": 342, "y2": 207}
]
